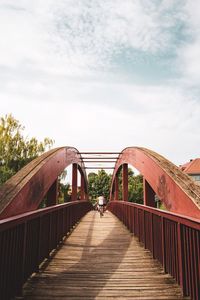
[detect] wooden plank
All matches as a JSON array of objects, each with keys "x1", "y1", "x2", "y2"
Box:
[{"x1": 22, "y1": 211, "x2": 189, "y2": 299}]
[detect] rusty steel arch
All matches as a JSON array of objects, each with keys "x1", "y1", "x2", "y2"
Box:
[
  {"x1": 110, "y1": 147, "x2": 200, "y2": 219},
  {"x1": 0, "y1": 147, "x2": 88, "y2": 219}
]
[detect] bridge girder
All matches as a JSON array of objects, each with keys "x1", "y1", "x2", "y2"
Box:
[
  {"x1": 0, "y1": 146, "x2": 200, "y2": 219},
  {"x1": 0, "y1": 147, "x2": 88, "y2": 219},
  {"x1": 110, "y1": 147, "x2": 200, "y2": 219}
]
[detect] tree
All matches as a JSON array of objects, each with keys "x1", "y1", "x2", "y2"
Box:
[
  {"x1": 117, "y1": 168, "x2": 143, "y2": 204},
  {"x1": 59, "y1": 182, "x2": 71, "y2": 203},
  {"x1": 0, "y1": 114, "x2": 54, "y2": 185},
  {"x1": 88, "y1": 168, "x2": 143, "y2": 204},
  {"x1": 128, "y1": 174, "x2": 143, "y2": 204},
  {"x1": 88, "y1": 170, "x2": 112, "y2": 201}
]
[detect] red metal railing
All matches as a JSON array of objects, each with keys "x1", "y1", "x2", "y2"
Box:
[
  {"x1": 0, "y1": 201, "x2": 92, "y2": 300},
  {"x1": 108, "y1": 201, "x2": 200, "y2": 300}
]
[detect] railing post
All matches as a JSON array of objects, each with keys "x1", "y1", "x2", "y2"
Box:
[
  {"x1": 48, "y1": 213, "x2": 52, "y2": 256},
  {"x1": 130, "y1": 206, "x2": 134, "y2": 233},
  {"x1": 20, "y1": 221, "x2": 27, "y2": 295},
  {"x1": 122, "y1": 164, "x2": 128, "y2": 201},
  {"x1": 161, "y1": 216, "x2": 166, "y2": 272},
  {"x1": 37, "y1": 216, "x2": 42, "y2": 271},
  {"x1": 72, "y1": 163, "x2": 78, "y2": 201},
  {"x1": 177, "y1": 223, "x2": 184, "y2": 294},
  {"x1": 114, "y1": 175, "x2": 119, "y2": 200},
  {"x1": 144, "y1": 211, "x2": 147, "y2": 248},
  {"x1": 151, "y1": 213, "x2": 155, "y2": 258}
]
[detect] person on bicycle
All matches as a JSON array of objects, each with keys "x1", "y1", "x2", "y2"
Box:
[{"x1": 98, "y1": 196, "x2": 106, "y2": 217}]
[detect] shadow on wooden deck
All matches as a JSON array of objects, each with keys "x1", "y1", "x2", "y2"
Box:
[{"x1": 22, "y1": 211, "x2": 186, "y2": 300}]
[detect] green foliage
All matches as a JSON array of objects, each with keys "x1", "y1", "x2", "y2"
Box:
[
  {"x1": 0, "y1": 114, "x2": 54, "y2": 185},
  {"x1": 117, "y1": 168, "x2": 143, "y2": 204},
  {"x1": 59, "y1": 182, "x2": 71, "y2": 203},
  {"x1": 128, "y1": 174, "x2": 143, "y2": 204},
  {"x1": 88, "y1": 168, "x2": 143, "y2": 203},
  {"x1": 88, "y1": 170, "x2": 112, "y2": 201}
]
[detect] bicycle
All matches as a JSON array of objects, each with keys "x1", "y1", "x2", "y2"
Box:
[{"x1": 99, "y1": 205, "x2": 104, "y2": 217}]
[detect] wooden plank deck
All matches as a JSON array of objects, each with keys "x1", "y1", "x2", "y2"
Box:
[{"x1": 22, "y1": 211, "x2": 188, "y2": 299}]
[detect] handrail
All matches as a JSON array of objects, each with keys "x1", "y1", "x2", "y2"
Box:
[
  {"x1": 107, "y1": 201, "x2": 200, "y2": 300},
  {"x1": 0, "y1": 201, "x2": 93, "y2": 300}
]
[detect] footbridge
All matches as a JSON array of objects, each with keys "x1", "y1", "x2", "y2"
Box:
[{"x1": 0, "y1": 147, "x2": 199, "y2": 299}]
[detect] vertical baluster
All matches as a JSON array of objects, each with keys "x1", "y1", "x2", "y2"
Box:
[{"x1": 161, "y1": 217, "x2": 166, "y2": 272}]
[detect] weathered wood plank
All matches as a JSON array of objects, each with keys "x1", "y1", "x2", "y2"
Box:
[{"x1": 22, "y1": 211, "x2": 189, "y2": 299}]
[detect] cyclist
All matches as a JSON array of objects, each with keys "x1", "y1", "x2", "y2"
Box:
[{"x1": 97, "y1": 196, "x2": 106, "y2": 217}]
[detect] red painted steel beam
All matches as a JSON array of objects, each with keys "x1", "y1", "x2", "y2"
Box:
[
  {"x1": 83, "y1": 161, "x2": 117, "y2": 163},
  {"x1": 122, "y1": 164, "x2": 128, "y2": 201},
  {"x1": 85, "y1": 167, "x2": 115, "y2": 169},
  {"x1": 81, "y1": 157, "x2": 118, "y2": 159},
  {"x1": 110, "y1": 147, "x2": 200, "y2": 218},
  {"x1": 71, "y1": 163, "x2": 78, "y2": 201},
  {"x1": 80, "y1": 152, "x2": 121, "y2": 154},
  {"x1": 77, "y1": 165, "x2": 88, "y2": 199},
  {"x1": 114, "y1": 175, "x2": 119, "y2": 201},
  {"x1": 0, "y1": 147, "x2": 88, "y2": 219},
  {"x1": 81, "y1": 173, "x2": 85, "y2": 200}
]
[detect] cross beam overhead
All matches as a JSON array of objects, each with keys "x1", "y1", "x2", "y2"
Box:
[{"x1": 80, "y1": 152, "x2": 121, "y2": 170}]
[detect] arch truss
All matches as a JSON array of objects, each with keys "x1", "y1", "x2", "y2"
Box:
[{"x1": 110, "y1": 147, "x2": 200, "y2": 219}]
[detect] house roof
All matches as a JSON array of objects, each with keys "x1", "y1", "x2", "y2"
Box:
[{"x1": 180, "y1": 158, "x2": 200, "y2": 174}]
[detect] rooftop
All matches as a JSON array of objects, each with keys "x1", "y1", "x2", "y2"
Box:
[{"x1": 180, "y1": 158, "x2": 200, "y2": 174}]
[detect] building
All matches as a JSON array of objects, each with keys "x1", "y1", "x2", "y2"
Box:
[{"x1": 180, "y1": 158, "x2": 200, "y2": 183}]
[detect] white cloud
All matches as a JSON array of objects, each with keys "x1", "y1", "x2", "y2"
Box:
[
  {"x1": 49, "y1": 0, "x2": 179, "y2": 67},
  {"x1": 0, "y1": 0, "x2": 183, "y2": 72},
  {"x1": 0, "y1": 0, "x2": 200, "y2": 168},
  {"x1": 0, "y1": 5, "x2": 44, "y2": 67},
  {"x1": 1, "y1": 77, "x2": 199, "y2": 165},
  {"x1": 176, "y1": 1, "x2": 200, "y2": 86},
  {"x1": 180, "y1": 41, "x2": 200, "y2": 82}
]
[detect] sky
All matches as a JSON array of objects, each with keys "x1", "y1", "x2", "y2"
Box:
[{"x1": 1, "y1": 0, "x2": 200, "y2": 168}]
